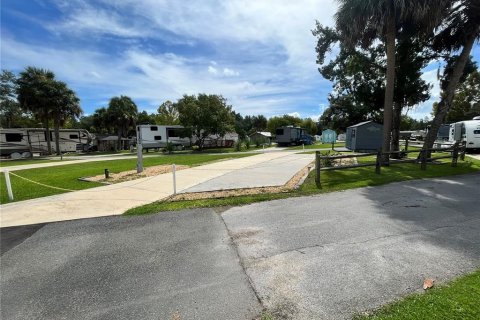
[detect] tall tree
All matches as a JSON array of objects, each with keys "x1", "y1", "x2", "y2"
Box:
[
  {"x1": 175, "y1": 94, "x2": 235, "y2": 150},
  {"x1": 0, "y1": 70, "x2": 23, "y2": 128},
  {"x1": 156, "y1": 100, "x2": 179, "y2": 124},
  {"x1": 267, "y1": 115, "x2": 303, "y2": 134},
  {"x1": 423, "y1": 0, "x2": 480, "y2": 151},
  {"x1": 108, "y1": 96, "x2": 138, "y2": 150},
  {"x1": 49, "y1": 81, "x2": 82, "y2": 155},
  {"x1": 16, "y1": 67, "x2": 57, "y2": 154},
  {"x1": 91, "y1": 107, "x2": 113, "y2": 134},
  {"x1": 335, "y1": 0, "x2": 450, "y2": 160}
]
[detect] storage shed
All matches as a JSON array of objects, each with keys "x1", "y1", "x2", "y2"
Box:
[
  {"x1": 249, "y1": 131, "x2": 272, "y2": 145},
  {"x1": 345, "y1": 121, "x2": 383, "y2": 152}
]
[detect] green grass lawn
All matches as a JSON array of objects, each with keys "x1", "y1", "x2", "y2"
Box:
[
  {"x1": 0, "y1": 158, "x2": 70, "y2": 167},
  {"x1": 355, "y1": 269, "x2": 480, "y2": 320},
  {"x1": 287, "y1": 141, "x2": 346, "y2": 150},
  {"x1": 0, "y1": 153, "x2": 253, "y2": 204},
  {"x1": 124, "y1": 154, "x2": 480, "y2": 215}
]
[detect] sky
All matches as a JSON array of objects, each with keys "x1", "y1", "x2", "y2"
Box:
[{"x1": 1, "y1": 0, "x2": 479, "y2": 120}]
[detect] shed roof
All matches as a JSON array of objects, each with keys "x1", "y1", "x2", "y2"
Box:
[
  {"x1": 250, "y1": 131, "x2": 272, "y2": 138},
  {"x1": 348, "y1": 120, "x2": 380, "y2": 128}
]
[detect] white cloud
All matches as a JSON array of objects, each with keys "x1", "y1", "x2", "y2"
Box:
[
  {"x1": 207, "y1": 66, "x2": 218, "y2": 74},
  {"x1": 223, "y1": 68, "x2": 239, "y2": 77}
]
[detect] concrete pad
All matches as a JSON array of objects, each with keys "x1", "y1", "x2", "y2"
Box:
[
  {"x1": 0, "y1": 209, "x2": 262, "y2": 320},
  {"x1": 222, "y1": 174, "x2": 480, "y2": 319},
  {"x1": 0, "y1": 152, "x2": 300, "y2": 227},
  {"x1": 182, "y1": 153, "x2": 313, "y2": 192}
]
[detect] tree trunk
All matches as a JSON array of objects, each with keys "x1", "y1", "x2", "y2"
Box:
[
  {"x1": 117, "y1": 127, "x2": 122, "y2": 151},
  {"x1": 421, "y1": 30, "x2": 477, "y2": 156},
  {"x1": 44, "y1": 115, "x2": 52, "y2": 155},
  {"x1": 391, "y1": 101, "x2": 402, "y2": 159},
  {"x1": 54, "y1": 118, "x2": 61, "y2": 155},
  {"x1": 382, "y1": 17, "x2": 396, "y2": 163}
]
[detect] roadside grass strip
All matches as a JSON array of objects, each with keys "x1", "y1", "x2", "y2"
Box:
[
  {"x1": 124, "y1": 154, "x2": 480, "y2": 215},
  {"x1": 354, "y1": 269, "x2": 480, "y2": 320},
  {"x1": 0, "y1": 153, "x2": 253, "y2": 203}
]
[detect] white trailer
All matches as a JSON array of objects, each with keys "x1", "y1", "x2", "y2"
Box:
[
  {"x1": 0, "y1": 128, "x2": 93, "y2": 158},
  {"x1": 449, "y1": 119, "x2": 480, "y2": 150},
  {"x1": 136, "y1": 125, "x2": 190, "y2": 150}
]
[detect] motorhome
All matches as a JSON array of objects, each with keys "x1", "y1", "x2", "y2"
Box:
[
  {"x1": 449, "y1": 119, "x2": 480, "y2": 150},
  {"x1": 136, "y1": 125, "x2": 190, "y2": 150},
  {"x1": 275, "y1": 126, "x2": 308, "y2": 146},
  {"x1": 0, "y1": 128, "x2": 93, "y2": 158}
]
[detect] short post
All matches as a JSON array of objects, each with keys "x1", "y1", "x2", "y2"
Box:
[
  {"x1": 4, "y1": 170, "x2": 14, "y2": 201},
  {"x1": 172, "y1": 164, "x2": 177, "y2": 195},
  {"x1": 405, "y1": 138, "x2": 409, "y2": 151},
  {"x1": 460, "y1": 141, "x2": 466, "y2": 161},
  {"x1": 451, "y1": 143, "x2": 459, "y2": 167},
  {"x1": 331, "y1": 140, "x2": 334, "y2": 150},
  {"x1": 375, "y1": 150, "x2": 382, "y2": 174},
  {"x1": 137, "y1": 142, "x2": 143, "y2": 173},
  {"x1": 302, "y1": 143, "x2": 305, "y2": 151},
  {"x1": 420, "y1": 149, "x2": 427, "y2": 171},
  {"x1": 104, "y1": 169, "x2": 110, "y2": 179},
  {"x1": 315, "y1": 151, "x2": 321, "y2": 187}
]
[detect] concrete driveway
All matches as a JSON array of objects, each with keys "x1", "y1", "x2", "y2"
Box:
[{"x1": 1, "y1": 174, "x2": 479, "y2": 319}]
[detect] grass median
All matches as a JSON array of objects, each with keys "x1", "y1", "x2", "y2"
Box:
[
  {"x1": 0, "y1": 153, "x2": 253, "y2": 203},
  {"x1": 124, "y1": 154, "x2": 480, "y2": 215},
  {"x1": 287, "y1": 142, "x2": 346, "y2": 150},
  {"x1": 355, "y1": 268, "x2": 480, "y2": 320}
]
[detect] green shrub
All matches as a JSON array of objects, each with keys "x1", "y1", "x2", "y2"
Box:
[
  {"x1": 163, "y1": 142, "x2": 174, "y2": 154},
  {"x1": 245, "y1": 139, "x2": 251, "y2": 149},
  {"x1": 234, "y1": 140, "x2": 243, "y2": 152}
]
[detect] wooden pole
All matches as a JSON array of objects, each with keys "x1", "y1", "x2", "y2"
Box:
[
  {"x1": 451, "y1": 143, "x2": 459, "y2": 167},
  {"x1": 315, "y1": 151, "x2": 321, "y2": 187},
  {"x1": 420, "y1": 149, "x2": 427, "y2": 171},
  {"x1": 375, "y1": 150, "x2": 382, "y2": 174}
]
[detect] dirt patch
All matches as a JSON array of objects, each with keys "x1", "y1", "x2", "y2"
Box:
[
  {"x1": 333, "y1": 157, "x2": 357, "y2": 166},
  {"x1": 167, "y1": 162, "x2": 314, "y2": 202},
  {"x1": 82, "y1": 164, "x2": 189, "y2": 183}
]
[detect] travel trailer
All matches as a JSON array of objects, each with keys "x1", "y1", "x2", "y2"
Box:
[
  {"x1": 0, "y1": 128, "x2": 93, "y2": 158},
  {"x1": 136, "y1": 125, "x2": 190, "y2": 150},
  {"x1": 275, "y1": 126, "x2": 309, "y2": 146},
  {"x1": 449, "y1": 119, "x2": 480, "y2": 150}
]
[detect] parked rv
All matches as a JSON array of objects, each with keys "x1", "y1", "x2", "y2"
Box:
[
  {"x1": 0, "y1": 128, "x2": 93, "y2": 158},
  {"x1": 449, "y1": 119, "x2": 480, "y2": 150},
  {"x1": 275, "y1": 126, "x2": 308, "y2": 146},
  {"x1": 136, "y1": 125, "x2": 190, "y2": 150}
]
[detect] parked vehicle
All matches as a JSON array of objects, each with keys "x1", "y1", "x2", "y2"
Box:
[
  {"x1": 0, "y1": 128, "x2": 93, "y2": 158},
  {"x1": 136, "y1": 125, "x2": 190, "y2": 150},
  {"x1": 449, "y1": 119, "x2": 480, "y2": 150},
  {"x1": 275, "y1": 126, "x2": 306, "y2": 146}
]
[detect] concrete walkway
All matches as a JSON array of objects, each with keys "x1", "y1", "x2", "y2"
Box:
[{"x1": 0, "y1": 152, "x2": 313, "y2": 227}]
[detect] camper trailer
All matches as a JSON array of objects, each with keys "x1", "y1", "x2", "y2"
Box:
[
  {"x1": 136, "y1": 125, "x2": 190, "y2": 150},
  {"x1": 0, "y1": 128, "x2": 93, "y2": 158},
  {"x1": 449, "y1": 119, "x2": 480, "y2": 150},
  {"x1": 275, "y1": 126, "x2": 308, "y2": 146}
]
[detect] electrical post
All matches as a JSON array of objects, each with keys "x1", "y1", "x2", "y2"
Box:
[
  {"x1": 4, "y1": 170, "x2": 14, "y2": 201},
  {"x1": 136, "y1": 126, "x2": 143, "y2": 173}
]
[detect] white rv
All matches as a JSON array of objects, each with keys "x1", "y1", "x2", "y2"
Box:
[
  {"x1": 449, "y1": 119, "x2": 480, "y2": 150},
  {"x1": 136, "y1": 125, "x2": 190, "y2": 150},
  {"x1": 0, "y1": 128, "x2": 93, "y2": 158}
]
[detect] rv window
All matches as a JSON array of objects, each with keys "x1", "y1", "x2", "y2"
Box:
[
  {"x1": 167, "y1": 128, "x2": 183, "y2": 137},
  {"x1": 150, "y1": 126, "x2": 158, "y2": 131},
  {"x1": 154, "y1": 136, "x2": 162, "y2": 140},
  {"x1": 276, "y1": 129, "x2": 284, "y2": 135},
  {"x1": 474, "y1": 130, "x2": 480, "y2": 134},
  {"x1": 69, "y1": 134, "x2": 79, "y2": 139},
  {"x1": 5, "y1": 133, "x2": 23, "y2": 142}
]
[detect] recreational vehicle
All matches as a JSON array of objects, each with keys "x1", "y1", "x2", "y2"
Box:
[
  {"x1": 0, "y1": 128, "x2": 93, "y2": 158},
  {"x1": 136, "y1": 125, "x2": 190, "y2": 150},
  {"x1": 275, "y1": 126, "x2": 309, "y2": 146},
  {"x1": 449, "y1": 119, "x2": 480, "y2": 150}
]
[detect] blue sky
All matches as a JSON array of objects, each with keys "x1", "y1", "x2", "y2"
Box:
[{"x1": 1, "y1": 0, "x2": 479, "y2": 120}]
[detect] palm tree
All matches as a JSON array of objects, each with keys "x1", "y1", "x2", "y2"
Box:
[
  {"x1": 335, "y1": 0, "x2": 450, "y2": 161},
  {"x1": 16, "y1": 67, "x2": 56, "y2": 154},
  {"x1": 422, "y1": 0, "x2": 480, "y2": 152},
  {"x1": 50, "y1": 81, "x2": 82, "y2": 155},
  {"x1": 107, "y1": 96, "x2": 138, "y2": 150}
]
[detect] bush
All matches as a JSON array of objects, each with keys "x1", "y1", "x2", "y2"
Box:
[
  {"x1": 253, "y1": 139, "x2": 261, "y2": 147},
  {"x1": 234, "y1": 140, "x2": 243, "y2": 152},
  {"x1": 245, "y1": 139, "x2": 251, "y2": 149},
  {"x1": 164, "y1": 142, "x2": 174, "y2": 154}
]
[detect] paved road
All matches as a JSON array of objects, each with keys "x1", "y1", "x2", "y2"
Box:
[
  {"x1": 222, "y1": 173, "x2": 480, "y2": 319},
  {"x1": 1, "y1": 152, "x2": 312, "y2": 227},
  {"x1": 2, "y1": 174, "x2": 479, "y2": 320},
  {"x1": 1, "y1": 209, "x2": 262, "y2": 320}
]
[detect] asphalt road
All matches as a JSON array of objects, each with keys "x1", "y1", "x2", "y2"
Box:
[
  {"x1": 1, "y1": 174, "x2": 479, "y2": 320},
  {"x1": 222, "y1": 173, "x2": 480, "y2": 319},
  {"x1": 0, "y1": 209, "x2": 262, "y2": 320}
]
